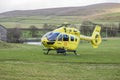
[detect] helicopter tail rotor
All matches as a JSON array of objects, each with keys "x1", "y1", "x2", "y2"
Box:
[{"x1": 91, "y1": 25, "x2": 102, "y2": 48}]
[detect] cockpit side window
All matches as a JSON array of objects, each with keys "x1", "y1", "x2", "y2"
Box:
[
  {"x1": 70, "y1": 36, "x2": 74, "y2": 41},
  {"x1": 63, "y1": 34, "x2": 69, "y2": 41},
  {"x1": 75, "y1": 38, "x2": 77, "y2": 42},
  {"x1": 58, "y1": 34, "x2": 62, "y2": 41}
]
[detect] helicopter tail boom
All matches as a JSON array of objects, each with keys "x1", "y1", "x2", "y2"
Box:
[{"x1": 80, "y1": 25, "x2": 102, "y2": 48}]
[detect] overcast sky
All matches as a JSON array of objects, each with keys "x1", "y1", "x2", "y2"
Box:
[{"x1": 0, "y1": 0, "x2": 120, "y2": 13}]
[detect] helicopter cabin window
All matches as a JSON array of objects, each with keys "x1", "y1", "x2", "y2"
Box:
[
  {"x1": 75, "y1": 38, "x2": 77, "y2": 42},
  {"x1": 58, "y1": 34, "x2": 62, "y2": 41},
  {"x1": 63, "y1": 34, "x2": 69, "y2": 41},
  {"x1": 70, "y1": 36, "x2": 74, "y2": 41}
]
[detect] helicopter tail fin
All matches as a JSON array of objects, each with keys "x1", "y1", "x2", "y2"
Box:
[{"x1": 91, "y1": 25, "x2": 102, "y2": 48}]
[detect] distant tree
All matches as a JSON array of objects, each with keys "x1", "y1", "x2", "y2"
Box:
[
  {"x1": 43, "y1": 23, "x2": 57, "y2": 30},
  {"x1": 102, "y1": 23, "x2": 118, "y2": 37},
  {"x1": 80, "y1": 20, "x2": 94, "y2": 36},
  {"x1": 7, "y1": 27, "x2": 21, "y2": 43},
  {"x1": 119, "y1": 22, "x2": 120, "y2": 33},
  {"x1": 30, "y1": 25, "x2": 38, "y2": 37},
  {"x1": 43, "y1": 23, "x2": 49, "y2": 29}
]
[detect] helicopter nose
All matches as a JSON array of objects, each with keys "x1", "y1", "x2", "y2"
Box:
[
  {"x1": 41, "y1": 37, "x2": 48, "y2": 45},
  {"x1": 41, "y1": 37, "x2": 55, "y2": 45}
]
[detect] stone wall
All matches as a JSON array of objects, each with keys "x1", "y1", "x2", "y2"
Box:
[{"x1": 0, "y1": 25, "x2": 7, "y2": 41}]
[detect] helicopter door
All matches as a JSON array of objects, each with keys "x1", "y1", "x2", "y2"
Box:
[
  {"x1": 63, "y1": 34, "x2": 69, "y2": 48},
  {"x1": 57, "y1": 34, "x2": 63, "y2": 48},
  {"x1": 69, "y1": 35, "x2": 76, "y2": 50},
  {"x1": 57, "y1": 34, "x2": 69, "y2": 49}
]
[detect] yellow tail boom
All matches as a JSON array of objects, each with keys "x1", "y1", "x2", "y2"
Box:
[{"x1": 80, "y1": 25, "x2": 102, "y2": 48}]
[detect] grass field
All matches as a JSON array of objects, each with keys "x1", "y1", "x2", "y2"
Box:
[{"x1": 0, "y1": 38, "x2": 120, "y2": 80}]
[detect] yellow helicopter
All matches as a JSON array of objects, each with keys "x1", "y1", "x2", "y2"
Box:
[{"x1": 41, "y1": 23, "x2": 102, "y2": 55}]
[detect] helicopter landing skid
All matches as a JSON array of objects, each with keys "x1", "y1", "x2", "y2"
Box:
[{"x1": 43, "y1": 49, "x2": 77, "y2": 55}]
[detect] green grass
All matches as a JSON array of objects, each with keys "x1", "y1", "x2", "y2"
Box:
[{"x1": 0, "y1": 38, "x2": 120, "y2": 80}]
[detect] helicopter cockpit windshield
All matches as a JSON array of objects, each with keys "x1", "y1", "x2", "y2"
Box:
[{"x1": 44, "y1": 32, "x2": 60, "y2": 41}]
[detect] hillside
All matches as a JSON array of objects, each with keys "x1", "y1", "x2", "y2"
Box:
[
  {"x1": 0, "y1": 3, "x2": 120, "y2": 28},
  {"x1": 0, "y1": 3, "x2": 120, "y2": 18}
]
